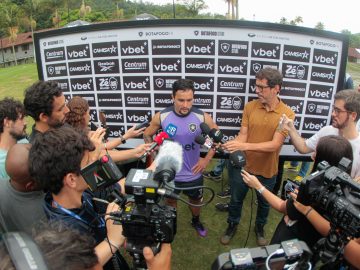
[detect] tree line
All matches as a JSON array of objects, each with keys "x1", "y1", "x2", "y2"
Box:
[{"x1": 0, "y1": 0, "x2": 359, "y2": 48}]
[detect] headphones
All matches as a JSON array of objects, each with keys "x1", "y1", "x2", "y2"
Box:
[{"x1": 2, "y1": 232, "x2": 48, "y2": 270}]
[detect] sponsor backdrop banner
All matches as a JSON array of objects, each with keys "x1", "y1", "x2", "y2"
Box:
[{"x1": 34, "y1": 20, "x2": 348, "y2": 157}]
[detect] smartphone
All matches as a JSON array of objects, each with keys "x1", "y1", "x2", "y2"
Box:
[
  {"x1": 99, "y1": 110, "x2": 110, "y2": 140},
  {"x1": 135, "y1": 121, "x2": 150, "y2": 130},
  {"x1": 90, "y1": 122, "x2": 98, "y2": 131}
]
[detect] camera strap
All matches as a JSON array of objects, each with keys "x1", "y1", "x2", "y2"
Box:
[{"x1": 52, "y1": 199, "x2": 105, "y2": 228}]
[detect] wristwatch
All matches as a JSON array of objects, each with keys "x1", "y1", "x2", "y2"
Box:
[{"x1": 119, "y1": 134, "x2": 126, "y2": 144}]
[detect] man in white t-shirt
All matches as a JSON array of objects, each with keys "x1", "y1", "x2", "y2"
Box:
[{"x1": 281, "y1": 89, "x2": 360, "y2": 178}]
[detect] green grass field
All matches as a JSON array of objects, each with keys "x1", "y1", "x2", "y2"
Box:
[{"x1": 0, "y1": 62, "x2": 359, "y2": 269}]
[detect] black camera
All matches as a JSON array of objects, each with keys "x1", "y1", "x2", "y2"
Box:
[
  {"x1": 81, "y1": 143, "x2": 182, "y2": 269},
  {"x1": 118, "y1": 168, "x2": 177, "y2": 254},
  {"x1": 296, "y1": 157, "x2": 360, "y2": 265}
]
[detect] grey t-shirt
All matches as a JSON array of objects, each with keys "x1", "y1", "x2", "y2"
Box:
[{"x1": 0, "y1": 180, "x2": 45, "y2": 235}]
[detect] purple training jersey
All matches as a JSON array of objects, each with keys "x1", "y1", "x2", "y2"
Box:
[{"x1": 160, "y1": 106, "x2": 204, "y2": 182}]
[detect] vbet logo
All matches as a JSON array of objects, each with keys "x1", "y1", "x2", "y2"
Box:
[
  {"x1": 218, "y1": 59, "x2": 247, "y2": 75},
  {"x1": 185, "y1": 39, "x2": 215, "y2": 55},
  {"x1": 123, "y1": 76, "x2": 150, "y2": 90},
  {"x1": 251, "y1": 42, "x2": 280, "y2": 59},
  {"x1": 126, "y1": 110, "x2": 152, "y2": 123},
  {"x1": 313, "y1": 49, "x2": 338, "y2": 66},
  {"x1": 186, "y1": 76, "x2": 214, "y2": 91},
  {"x1": 70, "y1": 77, "x2": 93, "y2": 91},
  {"x1": 303, "y1": 117, "x2": 327, "y2": 131},
  {"x1": 66, "y1": 44, "x2": 90, "y2": 60},
  {"x1": 120, "y1": 40, "x2": 148, "y2": 56},
  {"x1": 153, "y1": 58, "x2": 181, "y2": 73},
  {"x1": 308, "y1": 84, "x2": 333, "y2": 100},
  {"x1": 282, "y1": 98, "x2": 304, "y2": 114}
]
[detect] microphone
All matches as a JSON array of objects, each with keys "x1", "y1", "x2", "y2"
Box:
[
  {"x1": 209, "y1": 128, "x2": 226, "y2": 144},
  {"x1": 195, "y1": 134, "x2": 214, "y2": 149},
  {"x1": 141, "y1": 131, "x2": 169, "y2": 159},
  {"x1": 195, "y1": 134, "x2": 224, "y2": 154},
  {"x1": 154, "y1": 141, "x2": 183, "y2": 183},
  {"x1": 200, "y1": 122, "x2": 211, "y2": 135},
  {"x1": 229, "y1": 150, "x2": 246, "y2": 168}
]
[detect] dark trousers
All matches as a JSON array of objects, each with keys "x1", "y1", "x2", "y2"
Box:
[{"x1": 227, "y1": 164, "x2": 276, "y2": 226}]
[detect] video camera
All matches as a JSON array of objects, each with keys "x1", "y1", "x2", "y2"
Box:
[
  {"x1": 296, "y1": 157, "x2": 360, "y2": 265},
  {"x1": 80, "y1": 141, "x2": 182, "y2": 269}
]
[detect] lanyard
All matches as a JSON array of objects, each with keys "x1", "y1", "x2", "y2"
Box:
[{"x1": 52, "y1": 199, "x2": 105, "y2": 228}]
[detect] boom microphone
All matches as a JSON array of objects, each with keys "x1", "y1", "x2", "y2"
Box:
[
  {"x1": 154, "y1": 141, "x2": 183, "y2": 182},
  {"x1": 141, "y1": 131, "x2": 169, "y2": 159}
]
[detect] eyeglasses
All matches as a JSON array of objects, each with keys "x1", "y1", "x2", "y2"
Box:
[
  {"x1": 254, "y1": 84, "x2": 271, "y2": 91},
  {"x1": 332, "y1": 106, "x2": 352, "y2": 115}
]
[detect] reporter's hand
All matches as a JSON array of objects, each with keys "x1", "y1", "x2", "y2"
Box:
[
  {"x1": 222, "y1": 140, "x2": 246, "y2": 152},
  {"x1": 279, "y1": 114, "x2": 295, "y2": 132},
  {"x1": 241, "y1": 170, "x2": 262, "y2": 189},
  {"x1": 124, "y1": 124, "x2": 146, "y2": 140},
  {"x1": 132, "y1": 143, "x2": 152, "y2": 158},
  {"x1": 143, "y1": 243, "x2": 172, "y2": 270},
  {"x1": 105, "y1": 202, "x2": 125, "y2": 248}
]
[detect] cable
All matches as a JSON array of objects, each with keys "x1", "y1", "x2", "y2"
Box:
[
  {"x1": 243, "y1": 188, "x2": 254, "y2": 248},
  {"x1": 265, "y1": 249, "x2": 284, "y2": 270},
  {"x1": 163, "y1": 182, "x2": 215, "y2": 207}
]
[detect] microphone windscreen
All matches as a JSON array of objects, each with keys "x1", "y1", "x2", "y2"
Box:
[
  {"x1": 154, "y1": 131, "x2": 169, "y2": 145},
  {"x1": 200, "y1": 122, "x2": 211, "y2": 134},
  {"x1": 155, "y1": 141, "x2": 183, "y2": 173},
  {"x1": 229, "y1": 150, "x2": 246, "y2": 168}
]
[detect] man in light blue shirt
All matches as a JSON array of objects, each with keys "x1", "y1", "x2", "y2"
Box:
[{"x1": 0, "y1": 98, "x2": 27, "y2": 180}]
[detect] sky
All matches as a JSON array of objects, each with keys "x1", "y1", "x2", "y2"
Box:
[{"x1": 143, "y1": 0, "x2": 358, "y2": 34}]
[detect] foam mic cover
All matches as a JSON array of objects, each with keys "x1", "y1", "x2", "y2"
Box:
[
  {"x1": 200, "y1": 122, "x2": 211, "y2": 135},
  {"x1": 154, "y1": 141, "x2": 183, "y2": 182},
  {"x1": 229, "y1": 150, "x2": 246, "y2": 168}
]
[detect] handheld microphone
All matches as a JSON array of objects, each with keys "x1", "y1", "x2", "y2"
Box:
[
  {"x1": 154, "y1": 141, "x2": 183, "y2": 183},
  {"x1": 195, "y1": 134, "x2": 224, "y2": 154},
  {"x1": 141, "y1": 131, "x2": 169, "y2": 159},
  {"x1": 229, "y1": 150, "x2": 246, "y2": 168},
  {"x1": 200, "y1": 122, "x2": 211, "y2": 135},
  {"x1": 195, "y1": 134, "x2": 214, "y2": 149},
  {"x1": 209, "y1": 128, "x2": 227, "y2": 144}
]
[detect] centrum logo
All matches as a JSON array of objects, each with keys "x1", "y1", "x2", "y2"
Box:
[
  {"x1": 218, "y1": 78, "x2": 245, "y2": 91},
  {"x1": 122, "y1": 59, "x2": 148, "y2": 72},
  {"x1": 45, "y1": 47, "x2": 65, "y2": 62},
  {"x1": 194, "y1": 97, "x2": 212, "y2": 106}
]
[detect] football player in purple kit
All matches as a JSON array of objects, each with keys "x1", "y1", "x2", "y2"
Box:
[{"x1": 144, "y1": 79, "x2": 218, "y2": 237}]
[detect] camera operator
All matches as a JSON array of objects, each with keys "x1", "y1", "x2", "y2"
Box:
[
  {"x1": 241, "y1": 136, "x2": 353, "y2": 252},
  {"x1": 29, "y1": 126, "x2": 171, "y2": 270}
]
